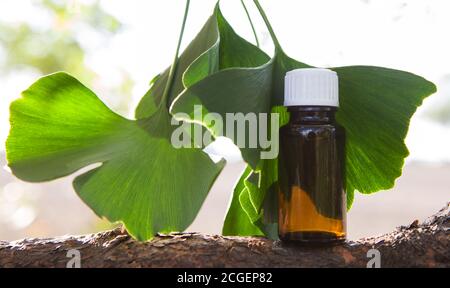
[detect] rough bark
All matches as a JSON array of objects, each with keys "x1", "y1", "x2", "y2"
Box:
[{"x1": 0, "y1": 203, "x2": 448, "y2": 268}]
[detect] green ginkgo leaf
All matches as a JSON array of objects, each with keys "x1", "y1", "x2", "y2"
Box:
[
  {"x1": 225, "y1": 57, "x2": 435, "y2": 237},
  {"x1": 6, "y1": 72, "x2": 224, "y2": 240},
  {"x1": 135, "y1": 4, "x2": 268, "y2": 119},
  {"x1": 222, "y1": 166, "x2": 263, "y2": 236},
  {"x1": 171, "y1": 1, "x2": 436, "y2": 236},
  {"x1": 135, "y1": 14, "x2": 219, "y2": 119}
]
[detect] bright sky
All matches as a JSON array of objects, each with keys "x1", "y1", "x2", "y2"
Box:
[{"x1": 1, "y1": 0, "x2": 450, "y2": 162}]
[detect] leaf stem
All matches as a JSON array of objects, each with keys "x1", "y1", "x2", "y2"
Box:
[
  {"x1": 252, "y1": 0, "x2": 281, "y2": 51},
  {"x1": 240, "y1": 0, "x2": 260, "y2": 47},
  {"x1": 162, "y1": 0, "x2": 190, "y2": 108}
]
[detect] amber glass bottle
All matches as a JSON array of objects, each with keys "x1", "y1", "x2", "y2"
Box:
[{"x1": 278, "y1": 68, "x2": 346, "y2": 244}]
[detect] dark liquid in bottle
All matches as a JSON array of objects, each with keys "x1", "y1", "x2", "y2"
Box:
[{"x1": 278, "y1": 106, "x2": 346, "y2": 245}]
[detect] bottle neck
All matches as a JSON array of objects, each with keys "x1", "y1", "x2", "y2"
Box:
[{"x1": 288, "y1": 106, "x2": 337, "y2": 124}]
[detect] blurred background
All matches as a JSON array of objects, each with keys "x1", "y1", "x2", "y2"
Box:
[{"x1": 0, "y1": 0, "x2": 449, "y2": 241}]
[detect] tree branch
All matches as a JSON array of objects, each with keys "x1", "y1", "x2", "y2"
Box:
[{"x1": 0, "y1": 203, "x2": 448, "y2": 268}]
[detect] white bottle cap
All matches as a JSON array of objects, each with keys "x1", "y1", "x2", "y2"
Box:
[{"x1": 284, "y1": 68, "x2": 339, "y2": 107}]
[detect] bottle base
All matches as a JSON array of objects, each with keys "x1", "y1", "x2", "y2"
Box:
[{"x1": 279, "y1": 231, "x2": 346, "y2": 246}]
